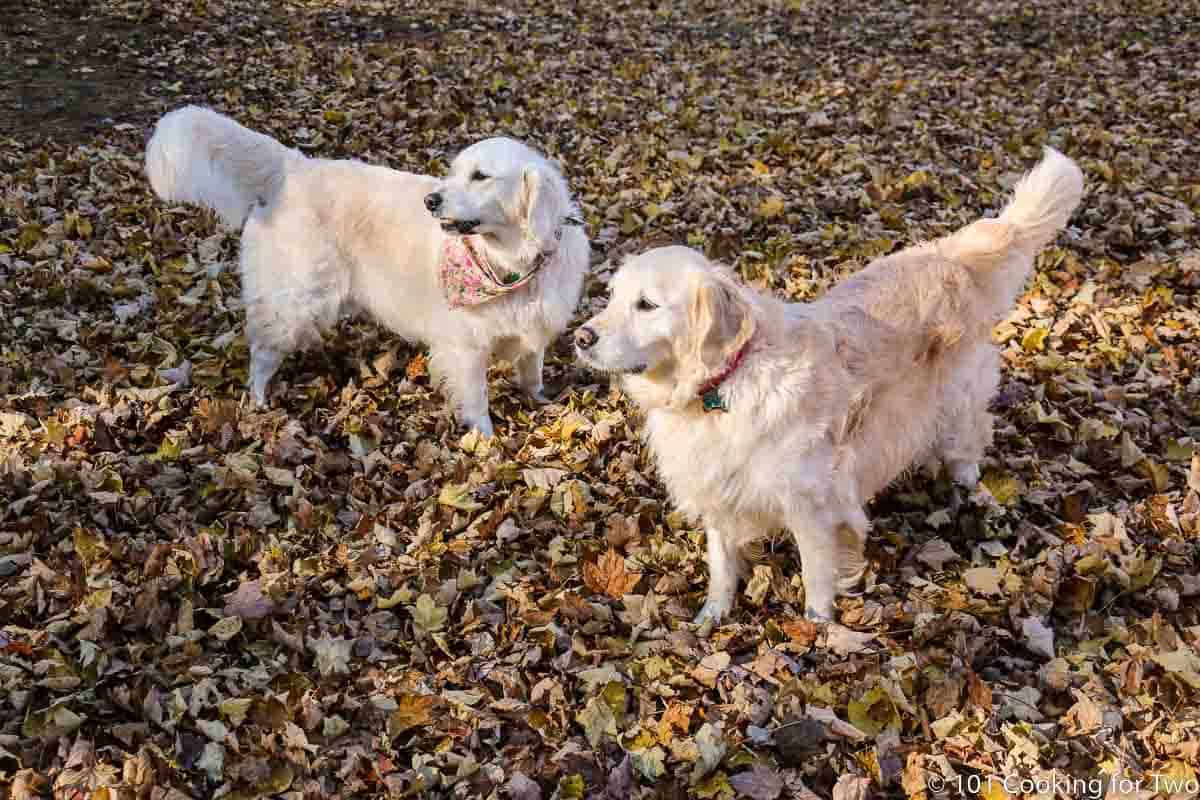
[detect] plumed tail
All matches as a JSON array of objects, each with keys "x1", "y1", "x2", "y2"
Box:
[
  {"x1": 145, "y1": 105, "x2": 302, "y2": 229},
  {"x1": 939, "y1": 146, "x2": 1084, "y2": 273}
]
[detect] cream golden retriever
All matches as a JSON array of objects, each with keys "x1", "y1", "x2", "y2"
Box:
[
  {"x1": 145, "y1": 106, "x2": 589, "y2": 436},
  {"x1": 575, "y1": 148, "x2": 1083, "y2": 623}
]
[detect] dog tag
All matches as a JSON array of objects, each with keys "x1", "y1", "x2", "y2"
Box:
[{"x1": 702, "y1": 390, "x2": 727, "y2": 412}]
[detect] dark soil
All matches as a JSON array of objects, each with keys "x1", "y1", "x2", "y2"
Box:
[{"x1": 0, "y1": 0, "x2": 194, "y2": 144}]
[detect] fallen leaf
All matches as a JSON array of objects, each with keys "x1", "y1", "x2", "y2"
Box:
[
  {"x1": 309, "y1": 633, "x2": 352, "y2": 676},
  {"x1": 223, "y1": 579, "x2": 276, "y2": 620},
  {"x1": 729, "y1": 765, "x2": 785, "y2": 800},
  {"x1": 1021, "y1": 617, "x2": 1056, "y2": 659},
  {"x1": 410, "y1": 594, "x2": 448, "y2": 634},
  {"x1": 915, "y1": 538, "x2": 959, "y2": 570},
  {"x1": 963, "y1": 566, "x2": 1003, "y2": 595},
  {"x1": 389, "y1": 694, "x2": 436, "y2": 736},
  {"x1": 691, "y1": 722, "x2": 728, "y2": 784},
  {"x1": 832, "y1": 775, "x2": 871, "y2": 800},
  {"x1": 825, "y1": 625, "x2": 877, "y2": 656},
  {"x1": 583, "y1": 548, "x2": 641, "y2": 599}
]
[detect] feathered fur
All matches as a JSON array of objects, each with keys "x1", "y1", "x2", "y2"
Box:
[
  {"x1": 575, "y1": 147, "x2": 1084, "y2": 623},
  {"x1": 145, "y1": 105, "x2": 590, "y2": 435}
]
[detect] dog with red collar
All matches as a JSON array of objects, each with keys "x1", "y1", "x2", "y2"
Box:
[{"x1": 574, "y1": 148, "x2": 1083, "y2": 625}]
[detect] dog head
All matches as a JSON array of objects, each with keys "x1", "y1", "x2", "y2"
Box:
[
  {"x1": 575, "y1": 246, "x2": 757, "y2": 408},
  {"x1": 425, "y1": 137, "x2": 572, "y2": 253}
]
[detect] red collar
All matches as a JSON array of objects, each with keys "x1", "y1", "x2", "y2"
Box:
[{"x1": 697, "y1": 339, "x2": 752, "y2": 399}]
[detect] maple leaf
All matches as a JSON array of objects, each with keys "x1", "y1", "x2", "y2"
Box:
[
  {"x1": 410, "y1": 594, "x2": 448, "y2": 634},
  {"x1": 583, "y1": 548, "x2": 641, "y2": 599},
  {"x1": 657, "y1": 702, "x2": 693, "y2": 744},
  {"x1": 577, "y1": 696, "x2": 618, "y2": 748},
  {"x1": 405, "y1": 352, "x2": 429, "y2": 381},
  {"x1": 388, "y1": 694, "x2": 436, "y2": 736}
]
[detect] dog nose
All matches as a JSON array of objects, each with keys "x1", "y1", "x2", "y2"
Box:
[
  {"x1": 424, "y1": 192, "x2": 443, "y2": 212},
  {"x1": 575, "y1": 326, "x2": 598, "y2": 350}
]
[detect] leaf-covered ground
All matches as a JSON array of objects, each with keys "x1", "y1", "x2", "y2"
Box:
[{"x1": 3, "y1": 0, "x2": 1200, "y2": 797}]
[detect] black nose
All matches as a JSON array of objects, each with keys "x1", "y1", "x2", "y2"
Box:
[
  {"x1": 575, "y1": 326, "x2": 598, "y2": 350},
  {"x1": 424, "y1": 192, "x2": 443, "y2": 212}
]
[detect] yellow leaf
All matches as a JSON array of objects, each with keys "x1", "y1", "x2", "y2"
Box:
[
  {"x1": 757, "y1": 196, "x2": 785, "y2": 219},
  {"x1": 979, "y1": 776, "x2": 1014, "y2": 800},
  {"x1": 1022, "y1": 327, "x2": 1049, "y2": 352},
  {"x1": 1137, "y1": 458, "x2": 1170, "y2": 492},
  {"x1": 750, "y1": 160, "x2": 771, "y2": 177},
  {"x1": 981, "y1": 471, "x2": 1020, "y2": 505},
  {"x1": 438, "y1": 483, "x2": 483, "y2": 511},
  {"x1": 848, "y1": 686, "x2": 901, "y2": 736}
]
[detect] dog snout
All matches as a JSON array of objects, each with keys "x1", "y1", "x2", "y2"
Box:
[
  {"x1": 424, "y1": 192, "x2": 443, "y2": 212},
  {"x1": 574, "y1": 326, "x2": 598, "y2": 350}
]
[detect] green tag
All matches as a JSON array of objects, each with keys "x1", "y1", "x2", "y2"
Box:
[
  {"x1": 503, "y1": 271, "x2": 521, "y2": 284},
  {"x1": 702, "y1": 390, "x2": 727, "y2": 412}
]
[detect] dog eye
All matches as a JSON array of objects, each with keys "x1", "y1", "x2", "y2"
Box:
[
  {"x1": 470, "y1": 170, "x2": 489, "y2": 182},
  {"x1": 636, "y1": 297, "x2": 658, "y2": 311}
]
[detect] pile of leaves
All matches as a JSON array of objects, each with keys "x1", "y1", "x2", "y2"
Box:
[{"x1": 2, "y1": 0, "x2": 1199, "y2": 797}]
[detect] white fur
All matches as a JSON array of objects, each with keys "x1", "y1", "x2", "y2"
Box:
[
  {"x1": 145, "y1": 105, "x2": 589, "y2": 435},
  {"x1": 576, "y1": 147, "x2": 1084, "y2": 623}
]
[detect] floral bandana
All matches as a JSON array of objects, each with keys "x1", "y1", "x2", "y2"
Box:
[
  {"x1": 437, "y1": 217, "x2": 583, "y2": 309},
  {"x1": 438, "y1": 235, "x2": 550, "y2": 309}
]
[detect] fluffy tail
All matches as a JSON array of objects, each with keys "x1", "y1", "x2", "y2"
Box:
[
  {"x1": 145, "y1": 105, "x2": 302, "y2": 229},
  {"x1": 939, "y1": 146, "x2": 1084, "y2": 275}
]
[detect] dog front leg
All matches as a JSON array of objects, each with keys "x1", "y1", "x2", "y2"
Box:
[
  {"x1": 694, "y1": 521, "x2": 745, "y2": 624},
  {"x1": 431, "y1": 346, "x2": 495, "y2": 437},
  {"x1": 249, "y1": 344, "x2": 284, "y2": 407}
]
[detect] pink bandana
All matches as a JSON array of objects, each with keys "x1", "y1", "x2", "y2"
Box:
[{"x1": 438, "y1": 236, "x2": 548, "y2": 309}]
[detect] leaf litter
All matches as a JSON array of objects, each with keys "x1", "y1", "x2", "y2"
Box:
[{"x1": 2, "y1": 0, "x2": 1200, "y2": 797}]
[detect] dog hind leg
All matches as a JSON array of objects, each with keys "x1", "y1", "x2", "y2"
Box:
[
  {"x1": 240, "y1": 214, "x2": 346, "y2": 407},
  {"x1": 935, "y1": 345, "x2": 999, "y2": 488},
  {"x1": 788, "y1": 507, "x2": 868, "y2": 622},
  {"x1": 514, "y1": 345, "x2": 550, "y2": 404}
]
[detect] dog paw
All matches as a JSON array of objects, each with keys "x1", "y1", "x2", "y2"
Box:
[
  {"x1": 949, "y1": 461, "x2": 981, "y2": 488},
  {"x1": 693, "y1": 598, "x2": 733, "y2": 625},
  {"x1": 465, "y1": 418, "x2": 495, "y2": 438},
  {"x1": 803, "y1": 604, "x2": 835, "y2": 623},
  {"x1": 525, "y1": 388, "x2": 552, "y2": 406}
]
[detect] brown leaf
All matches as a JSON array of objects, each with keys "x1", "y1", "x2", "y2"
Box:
[
  {"x1": 729, "y1": 765, "x2": 785, "y2": 800},
  {"x1": 223, "y1": 579, "x2": 276, "y2": 620},
  {"x1": 657, "y1": 702, "x2": 693, "y2": 744},
  {"x1": 966, "y1": 669, "x2": 993, "y2": 711},
  {"x1": 1062, "y1": 689, "x2": 1104, "y2": 735},
  {"x1": 962, "y1": 566, "x2": 1002, "y2": 595},
  {"x1": 925, "y1": 672, "x2": 964, "y2": 719},
  {"x1": 583, "y1": 548, "x2": 641, "y2": 599},
  {"x1": 388, "y1": 694, "x2": 436, "y2": 737},
  {"x1": 781, "y1": 618, "x2": 819, "y2": 647},
  {"x1": 832, "y1": 774, "x2": 871, "y2": 800},
  {"x1": 405, "y1": 352, "x2": 429, "y2": 380},
  {"x1": 901, "y1": 753, "x2": 927, "y2": 800}
]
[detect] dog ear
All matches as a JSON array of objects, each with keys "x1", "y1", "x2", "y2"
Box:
[
  {"x1": 668, "y1": 270, "x2": 757, "y2": 408},
  {"x1": 520, "y1": 163, "x2": 564, "y2": 253}
]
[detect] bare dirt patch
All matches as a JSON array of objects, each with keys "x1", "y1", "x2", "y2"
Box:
[{"x1": 0, "y1": 0, "x2": 186, "y2": 144}]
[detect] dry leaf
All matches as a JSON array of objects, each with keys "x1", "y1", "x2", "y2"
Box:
[{"x1": 583, "y1": 548, "x2": 641, "y2": 599}]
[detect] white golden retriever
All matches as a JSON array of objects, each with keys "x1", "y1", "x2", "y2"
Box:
[
  {"x1": 576, "y1": 148, "x2": 1083, "y2": 624},
  {"x1": 145, "y1": 105, "x2": 589, "y2": 436}
]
